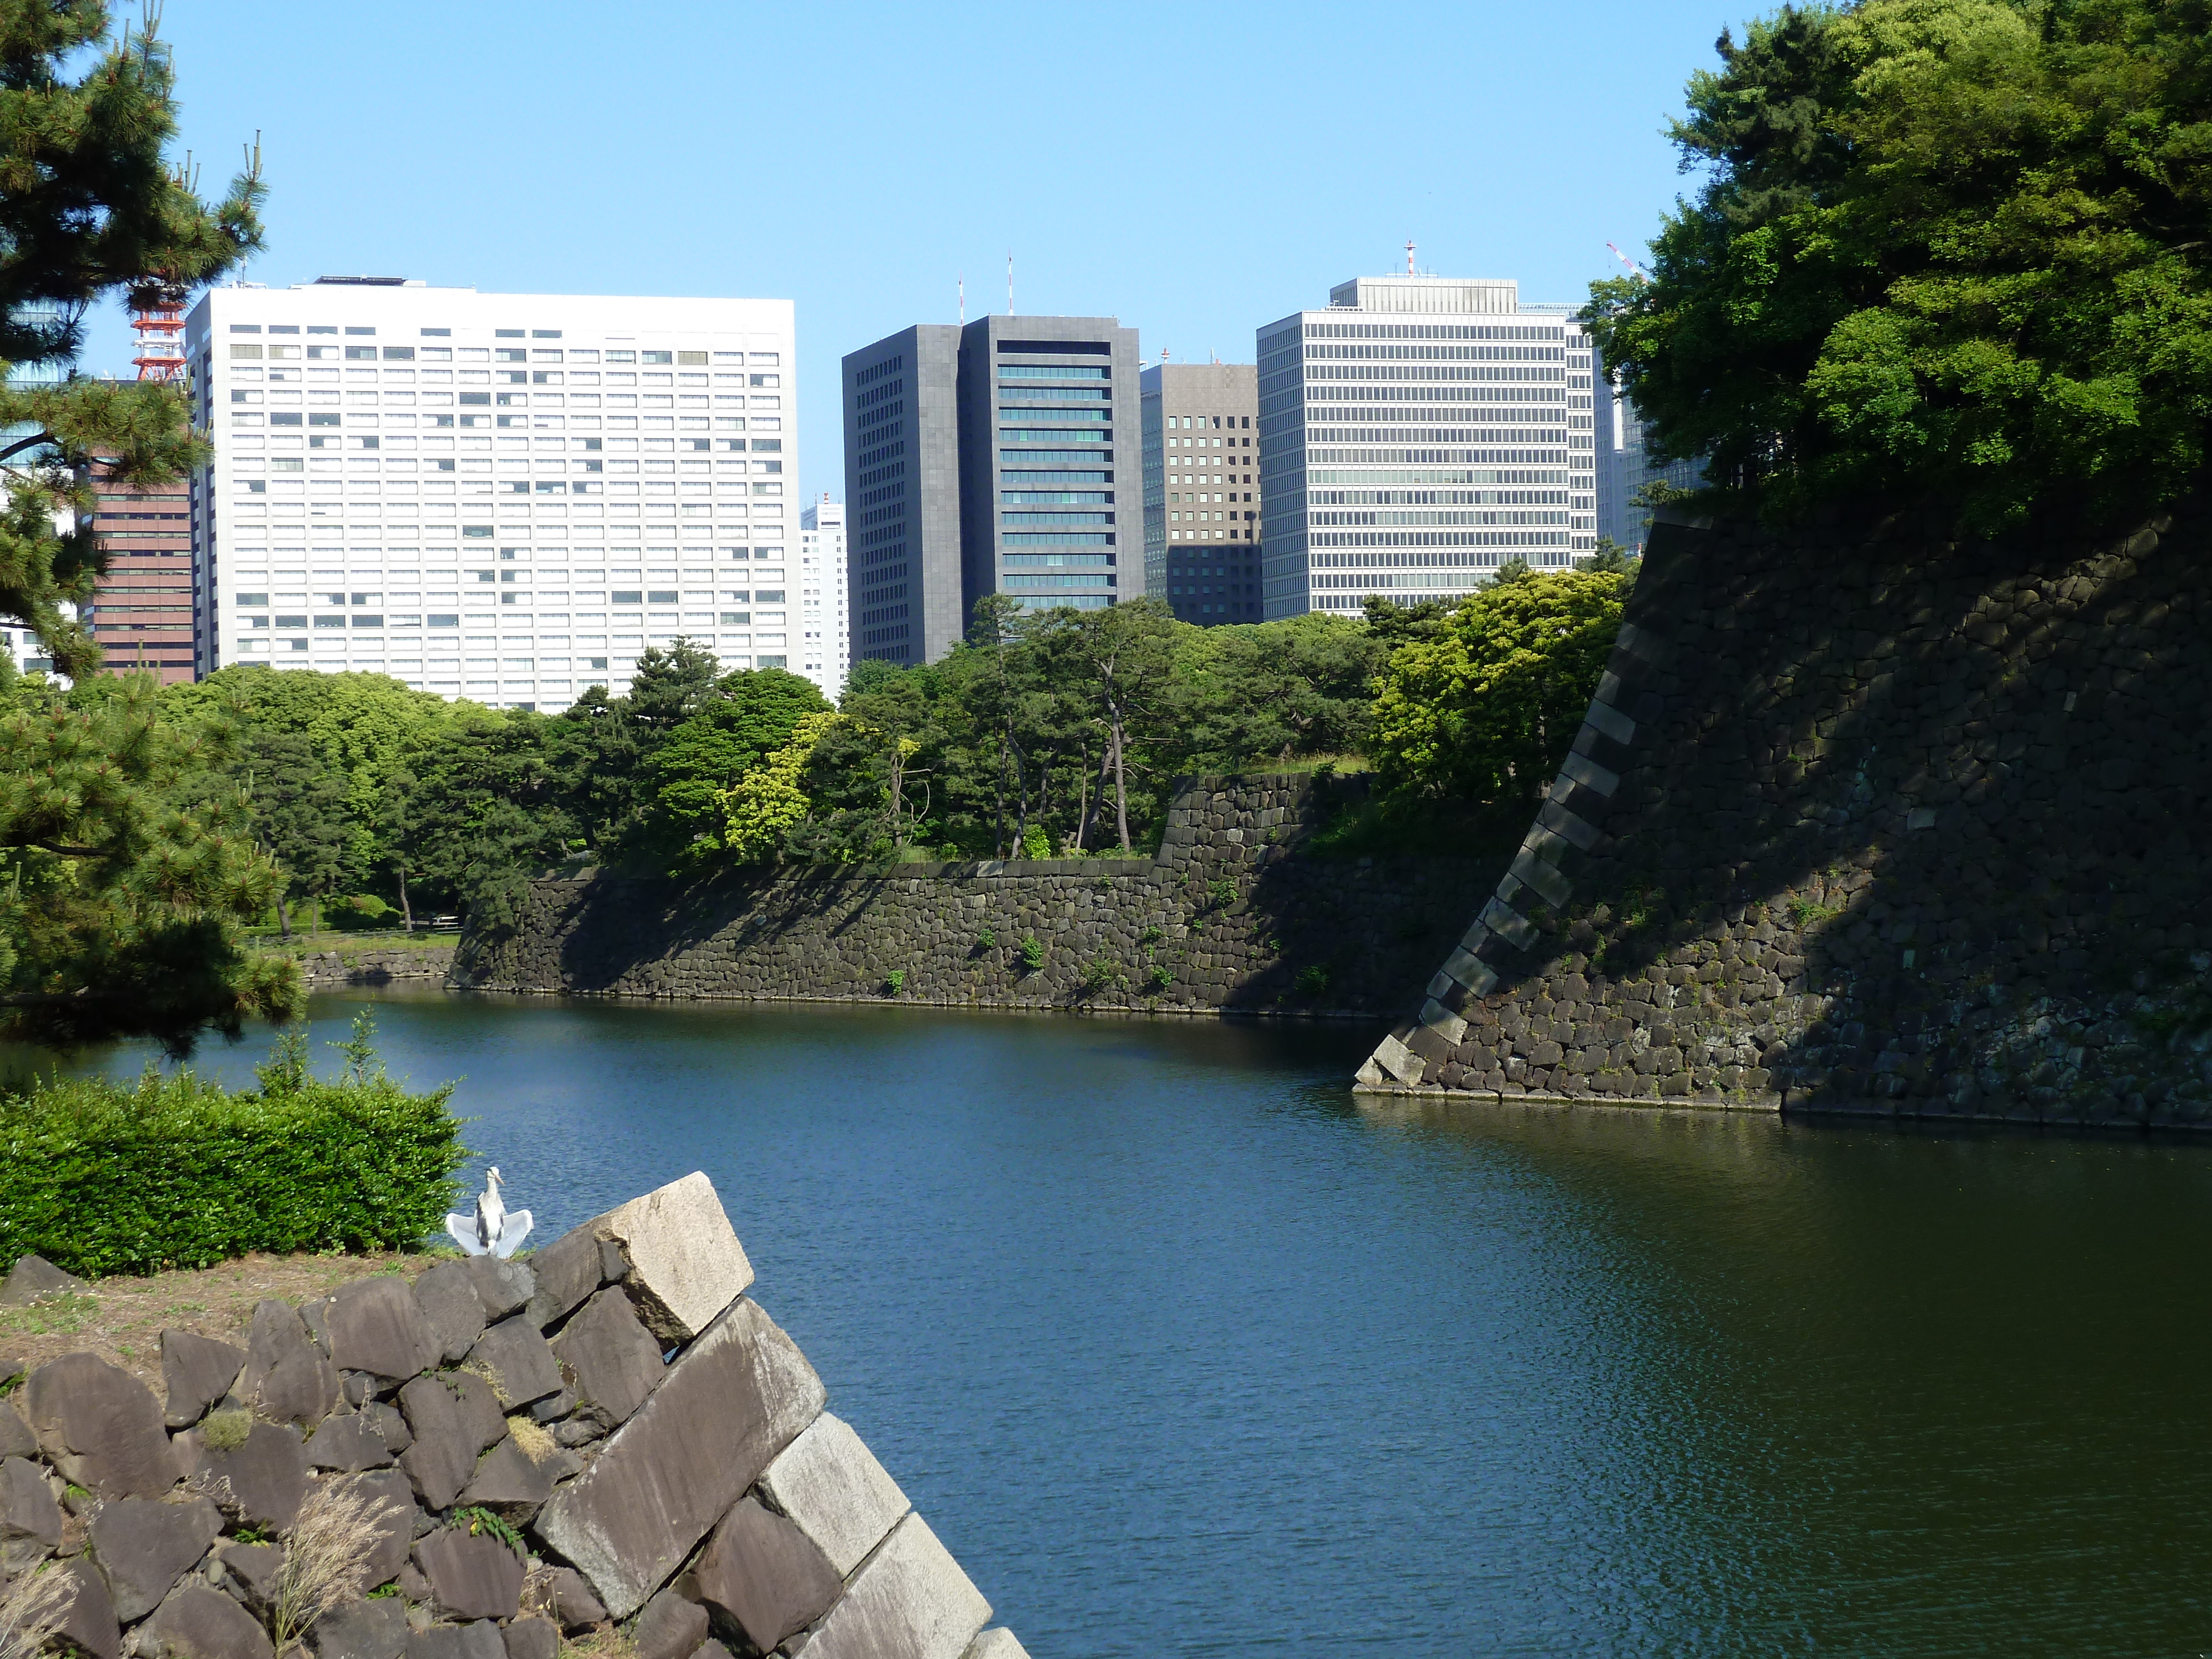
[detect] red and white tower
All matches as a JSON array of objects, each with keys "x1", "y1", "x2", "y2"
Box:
[{"x1": 128, "y1": 280, "x2": 188, "y2": 382}]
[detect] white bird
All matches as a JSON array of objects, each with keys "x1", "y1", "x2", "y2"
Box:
[{"x1": 445, "y1": 1166, "x2": 533, "y2": 1259}]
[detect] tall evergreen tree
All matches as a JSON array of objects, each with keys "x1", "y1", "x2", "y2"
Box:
[{"x1": 0, "y1": 5, "x2": 288, "y2": 1049}]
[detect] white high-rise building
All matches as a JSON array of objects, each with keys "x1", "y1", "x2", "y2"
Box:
[
  {"x1": 798, "y1": 496, "x2": 848, "y2": 698},
  {"x1": 1256, "y1": 275, "x2": 1595, "y2": 618},
  {"x1": 186, "y1": 279, "x2": 795, "y2": 708}
]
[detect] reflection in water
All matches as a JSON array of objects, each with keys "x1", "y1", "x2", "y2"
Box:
[{"x1": 67, "y1": 992, "x2": 2212, "y2": 1656}]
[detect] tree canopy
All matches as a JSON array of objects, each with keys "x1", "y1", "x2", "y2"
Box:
[
  {"x1": 0, "y1": 5, "x2": 285, "y2": 1050},
  {"x1": 1370, "y1": 571, "x2": 1632, "y2": 806},
  {"x1": 1584, "y1": 0, "x2": 2212, "y2": 533}
]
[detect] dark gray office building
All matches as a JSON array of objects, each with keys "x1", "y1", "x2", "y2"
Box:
[
  {"x1": 843, "y1": 315, "x2": 1142, "y2": 667},
  {"x1": 1140, "y1": 362, "x2": 1260, "y2": 624}
]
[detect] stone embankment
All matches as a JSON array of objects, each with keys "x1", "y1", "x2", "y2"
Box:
[
  {"x1": 289, "y1": 944, "x2": 460, "y2": 989},
  {"x1": 1362, "y1": 493, "x2": 2212, "y2": 1129},
  {"x1": 457, "y1": 777, "x2": 1496, "y2": 1018},
  {"x1": 0, "y1": 1175, "x2": 1027, "y2": 1658}
]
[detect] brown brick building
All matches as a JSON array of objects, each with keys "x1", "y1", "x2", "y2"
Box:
[{"x1": 85, "y1": 461, "x2": 199, "y2": 683}]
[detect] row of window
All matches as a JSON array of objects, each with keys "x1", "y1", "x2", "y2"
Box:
[
  {"x1": 229, "y1": 324, "x2": 779, "y2": 358},
  {"x1": 238, "y1": 606, "x2": 789, "y2": 629},
  {"x1": 238, "y1": 586, "x2": 788, "y2": 602}
]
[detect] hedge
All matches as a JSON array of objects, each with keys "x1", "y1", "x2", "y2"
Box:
[{"x1": 0, "y1": 1067, "x2": 468, "y2": 1277}]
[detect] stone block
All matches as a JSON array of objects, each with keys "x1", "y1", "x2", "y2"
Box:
[
  {"x1": 324, "y1": 1277, "x2": 442, "y2": 1382},
  {"x1": 404, "y1": 1624, "x2": 507, "y2": 1659},
  {"x1": 412, "y1": 1262, "x2": 488, "y2": 1365},
  {"x1": 533, "y1": 1298, "x2": 825, "y2": 1619},
  {"x1": 87, "y1": 1492, "x2": 222, "y2": 1620},
  {"x1": 594, "y1": 1172, "x2": 753, "y2": 1343},
  {"x1": 759, "y1": 1412, "x2": 911, "y2": 1577},
  {"x1": 362, "y1": 1399, "x2": 412, "y2": 1453},
  {"x1": 0, "y1": 1453, "x2": 62, "y2": 1549},
  {"x1": 311, "y1": 1595, "x2": 410, "y2": 1659},
  {"x1": 551, "y1": 1287, "x2": 664, "y2": 1428},
  {"x1": 522, "y1": 1222, "x2": 604, "y2": 1331},
  {"x1": 522, "y1": 1565, "x2": 606, "y2": 1632},
  {"x1": 397, "y1": 1374, "x2": 507, "y2": 1511},
  {"x1": 464, "y1": 1257, "x2": 535, "y2": 1324},
  {"x1": 160, "y1": 1329, "x2": 247, "y2": 1429},
  {"x1": 0, "y1": 1253, "x2": 87, "y2": 1308},
  {"x1": 0, "y1": 1399, "x2": 34, "y2": 1459},
  {"x1": 965, "y1": 1632, "x2": 1032, "y2": 1659},
  {"x1": 218, "y1": 1539, "x2": 286, "y2": 1611},
  {"x1": 692, "y1": 1493, "x2": 841, "y2": 1652},
  {"x1": 798, "y1": 1514, "x2": 990, "y2": 1659},
  {"x1": 630, "y1": 1586, "x2": 709, "y2": 1659},
  {"x1": 190, "y1": 1418, "x2": 308, "y2": 1531},
  {"x1": 465, "y1": 1317, "x2": 564, "y2": 1411},
  {"x1": 457, "y1": 1432, "x2": 580, "y2": 1520},
  {"x1": 134, "y1": 1579, "x2": 272, "y2": 1659},
  {"x1": 306, "y1": 1410, "x2": 398, "y2": 1471},
  {"x1": 242, "y1": 1300, "x2": 341, "y2": 1431},
  {"x1": 500, "y1": 1616, "x2": 559, "y2": 1659},
  {"x1": 21, "y1": 1353, "x2": 175, "y2": 1498},
  {"x1": 415, "y1": 1525, "x2": 526, "y2": 1622}
]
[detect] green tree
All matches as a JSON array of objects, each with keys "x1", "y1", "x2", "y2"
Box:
[
  {"x1": 718, "y1": 712, "x2": 839, "y2": 863},
  {"x1": 0, "y1": 7, "x2": 264, "y2": 676},
  {"x1": 1584, "y1": 0, "x2": 2212, "y2": 533},
  {"x1": 0, "y1": 675, "x2": 299, "y2": 1052},
  {"x1": 242, "y1": 730, "x2": 358, "y2": 937},
  {"x1": 1174, "y1": 614, "x2": 1383, "y2": 770},
  {"x1": 644, "y1": 667, "x2": 830, "y2": 863},
  {"x1": 0, "y1": 4, "x2": 279, "y2": 1051},
  {"x1": 1360, "y1": 595, "x2": 1455, "y2": 653},
  {"x1": 1044, "y1": 599, "x2": 1179, "y2": 852},
  {"x1": 1371, "y1": 570, "x2": 1631, "y2": 806},
  {"x1": 405, "y1": 710, "x2": 574, "y2": 936}
]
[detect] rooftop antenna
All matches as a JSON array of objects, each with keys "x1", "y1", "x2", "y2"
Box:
[
  {"x1": 958, "y1": 274, "x2": 964, "y2": 324},
  {"x1": 1006, "y1": 252, "x2": 1014, "y2": 316},
  {"x1": 1406, "y1": 237, "x2": 1416, "y2": 276}
]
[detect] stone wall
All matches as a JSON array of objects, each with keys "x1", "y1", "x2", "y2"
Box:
[
  {"x1": 1360, "y1": 493, "x2": 2212, "y2": 1130},
  {"x1": 291, "y1": 944, "x2": 460, "y2": 989},
  {"x1": 457, "y1": 777, "x2": 1498, "y2": 1018},
  {"x1": 0, "y1": 1175, "x2": 1029, "y2": 1658}
]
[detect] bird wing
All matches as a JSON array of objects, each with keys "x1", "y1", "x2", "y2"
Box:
[
  {"x1": 492, "y1": 1210, "x2": 533, "y2": 1260},
  {"x1": 444, "y1": 1213, "x2": 488, "y2": 1256}
]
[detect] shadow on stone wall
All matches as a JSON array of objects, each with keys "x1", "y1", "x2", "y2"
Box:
[
  {"x1": 1363, "y1": 488, "x2": 2211, "y2": 1129},
  {"x1": 456, "y1": 777, "x2": 1504, "y2": 1018}
]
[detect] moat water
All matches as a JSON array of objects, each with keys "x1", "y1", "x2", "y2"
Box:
[{"x1": 84, "y1": 990, "x2": 2212, "y2": 1655}]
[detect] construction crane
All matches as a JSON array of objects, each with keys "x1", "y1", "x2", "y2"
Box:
[{"x1": 1606, "y1": 242, "x2": 1648, "y2": 282}]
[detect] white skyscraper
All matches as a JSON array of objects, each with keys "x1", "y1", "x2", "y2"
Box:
[
  {"x1": 1256, "y1": 275, "x2": 1596, "y2": 618},
  {"x1": 186, "y1": 279, "x2": 795, "y2": 708},
  {"x1": 798, "y1": 496, "x2": 848, "y2": 698}
]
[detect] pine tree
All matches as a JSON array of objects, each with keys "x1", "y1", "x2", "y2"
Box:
[{"x1": 0, "y1": 5, "x2": 289, "y2": 1050}]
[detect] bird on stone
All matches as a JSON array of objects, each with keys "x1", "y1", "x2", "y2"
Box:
[{"x1": 445, "y1": 1166, "x2": 533, "y2": 1258}]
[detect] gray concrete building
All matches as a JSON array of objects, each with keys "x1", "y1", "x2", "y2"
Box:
[
  {"x1": 843, "y1": 314, "x2": 1141, "y2": 667},
  {"x1": 1256, "y1": 275, "x2": 1596, "y2": 619},
  {"x1": 1140, "y1": 363, "x2": 1260, "y2": 624}
]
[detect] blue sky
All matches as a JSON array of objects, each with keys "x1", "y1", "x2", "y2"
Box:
[{"x1": 85, "y1": 0, "x2": 1745, "y2": 503}]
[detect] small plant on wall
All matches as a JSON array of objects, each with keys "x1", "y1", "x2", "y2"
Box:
[
  {"x1": 1019, "y1": 933, "x2": 1045, "y2": 973},
  {"x1": 885, "y1": 969, "x2": 906, "y2": 996}
]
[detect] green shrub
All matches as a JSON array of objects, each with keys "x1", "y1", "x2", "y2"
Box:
[
  {"x1": 1146, "y1": 962, "x2": 1173, "y2": 992},
  {"x1": 974, "y1": 928, "x2": 997, "y2": 952},
  {"x1": 0, "y1": 1056, "x2": 467, "y2": 1277},
  {"x1": 1018, "y1": 933, "x2": 1045, "y2": 973},
  {"x1": 1295, "y1": 964, "x2": 1331, "y2": 997},
  {"x1": 1080, "y1": 957, "x2": 1124, "y2": 994},
  {"x1": 885, "y1": 968, "x2": 906, "y2": 996}
]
